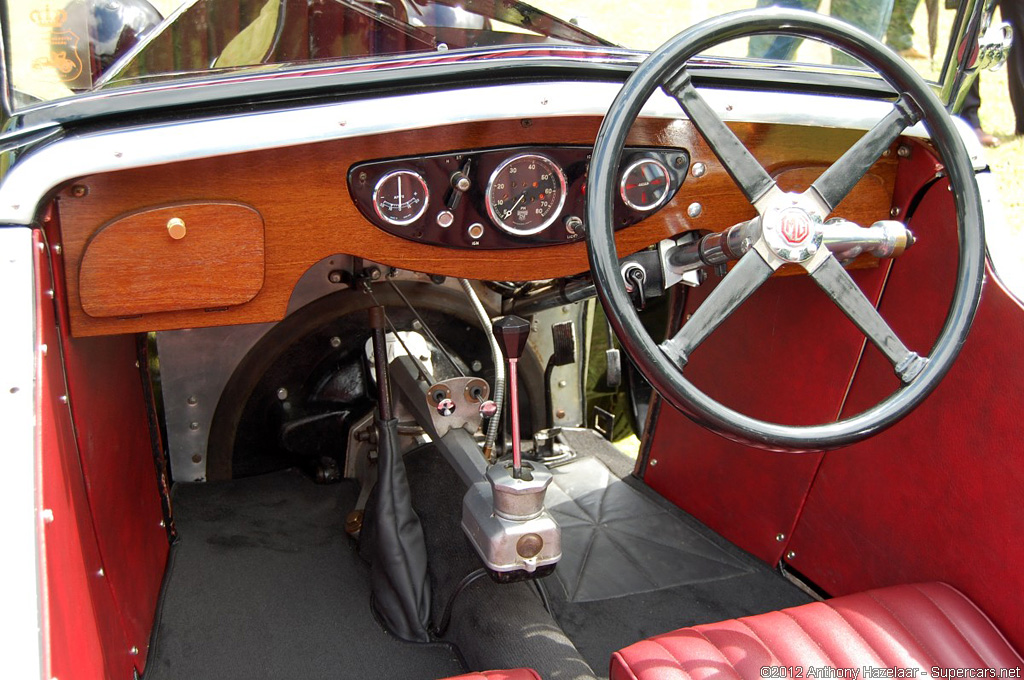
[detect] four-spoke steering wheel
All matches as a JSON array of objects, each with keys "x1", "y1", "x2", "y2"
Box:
[{"x1": 586, "y1": 10, "x2": 985, "y2": 451}]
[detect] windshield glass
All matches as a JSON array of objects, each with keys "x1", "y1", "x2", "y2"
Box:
[{"x1": 6, "y1": 0, "x2": 965, "y2": 110}]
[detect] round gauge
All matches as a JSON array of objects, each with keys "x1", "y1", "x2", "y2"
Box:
[
  {"x1": 372, "y1": 169, "x2": 430, "y2": 226},
  {"x1": 619, "y1": 158, "x2": 671, "y2": 212},
  {"x1": 486, "y1": 154, "x2": 567, "y2": 236}
]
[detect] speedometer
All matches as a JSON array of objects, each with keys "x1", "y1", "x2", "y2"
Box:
[{"x1": 485, "y1": 154, "x2": 567, "y2": 236}]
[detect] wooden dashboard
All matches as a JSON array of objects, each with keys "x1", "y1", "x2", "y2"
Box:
[{"x1": 55, "y1": 114, "x2": 897, "y2": 337}]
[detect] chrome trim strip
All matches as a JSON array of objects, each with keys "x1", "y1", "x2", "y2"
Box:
[
  {"x1": 0, "y1": 80, "x2": 928, "y2": 225},
  {"x1": 0, "y1": 227, "x2": 44, "y2": 680}
]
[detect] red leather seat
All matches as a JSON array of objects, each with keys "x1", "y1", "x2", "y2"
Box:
[
  {"x1": 611, "y1": 583, "x2": 1022, "y2": 680},
  {"x1": 442, "y1": 670, "x2": 541, "y2": 680}
]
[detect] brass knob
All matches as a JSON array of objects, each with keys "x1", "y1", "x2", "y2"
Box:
[{"x1": 166, "y1": 217, "x2": 186, "y2": 240}]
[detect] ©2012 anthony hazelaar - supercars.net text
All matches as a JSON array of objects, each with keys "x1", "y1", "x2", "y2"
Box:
[{"x1": 760, "y1": 667, "x2": 1022, "y2": 679}]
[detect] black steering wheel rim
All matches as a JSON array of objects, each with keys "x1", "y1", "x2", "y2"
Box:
[{"x1": 586, "y1": 9, "x2": 985, "y2": 452}]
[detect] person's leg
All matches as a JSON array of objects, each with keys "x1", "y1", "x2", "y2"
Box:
[
  {"x1": 830, "y1": 0, "x2": 896, "y2": 64},
  {"x1": 960, "y1": 78, "x2": 1000, "y2": 146},
  {"x1": 747, "y1": 0, "x2": 818, "y2": 59},
  {"x1": 998, "y1": 0, "x2": 1024, "y2": 134},
  {"x1": 886, "y1": 0, "x2": 921, "y2": 51}
]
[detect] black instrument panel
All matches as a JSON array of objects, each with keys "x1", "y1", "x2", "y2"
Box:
[{"x1": 347, "y1": 145, "x2": 689, "y2": 250}]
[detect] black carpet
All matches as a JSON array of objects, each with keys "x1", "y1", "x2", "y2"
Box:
[
  {"x1": 544, "y1": 433, "x2": 812, "y2": 675},
  {"x1": 144, "y1": 469, "x2": 464, "y2": 680}
]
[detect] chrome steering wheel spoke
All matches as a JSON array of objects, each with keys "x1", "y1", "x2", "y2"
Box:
[{"x1": 809, "y1": 251, "x2": 927, "y2": 382}]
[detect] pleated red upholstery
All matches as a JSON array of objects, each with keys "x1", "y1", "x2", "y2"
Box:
[
  {"x1": 441, "y1": 670, "x2": 542, "y2": 680},
  {"x1": 611, "y1": 583, "x2": 1022, "y2": 680}
]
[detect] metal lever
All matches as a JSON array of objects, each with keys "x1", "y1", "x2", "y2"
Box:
[
  {"x1": 492, "y1": 315, "x2": 531, "y2": 479},
  {"x1": 622, "y1": 263, "x2": 648, "y2": 310}
]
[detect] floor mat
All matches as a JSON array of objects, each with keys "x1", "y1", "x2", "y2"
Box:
[
  {"x1": 145, "y1": 469, "x2": 464, "y2": 680},
  {"x1": 541, "y1": 443, "x2": 812, "y2": 676},
  {"x1": 545, "y1": 457, "x2": 752, "y2": 603}
]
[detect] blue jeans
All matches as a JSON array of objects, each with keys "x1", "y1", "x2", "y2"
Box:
[{"x1": 747, "y1": 0, "x2": 896, "y2": 64}]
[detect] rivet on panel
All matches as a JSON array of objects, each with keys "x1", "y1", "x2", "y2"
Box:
[
  {"x1": 555, "y1": 409, "x2": 566, "y2": 419},
  {"x1": 786, "y1": 551, "x2": 797, "y2": 560},
  {"x1": 687, "y1": 203, "x2": 703, "y2": 218},
  {"x1": 776, "y1": 533, "x2": 786, "y2": 542},
  {"x1": 649, "y1": 459, "x2": 658, "y2": 467},
  {"x1": 53, "y1": 244, "x2": 62, "y2": 255},
  {"x1": 41, "y1": 508, "x2": 54, "y2": 523},
  {"x1": 59, "y1": 395, "x2": 68, "y2": 404},
  {"x1": 191, "y1": 454, "x2": 202, "y2": 464},
  {"x1": 189, "y1": 422, "x2": 200, "y2": 431},
  {"x1": 97, "y1": 568, "x2": 105, "y2": 577},
  {"x1": 277, "y1": 387, "x2": 289, "y2": 401},
  {"x1": 691, "y1": 162, "x2": 707, "y2": 178}
]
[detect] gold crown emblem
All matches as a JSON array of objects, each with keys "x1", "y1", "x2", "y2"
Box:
[{"x1": 30, "y1": 5, "x2": 68, "y2": 28}]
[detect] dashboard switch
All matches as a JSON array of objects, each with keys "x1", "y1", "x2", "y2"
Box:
[
  {"x1": 436, "y1": 210, "x2": 454, "y2": 228},
  {"x1": 564, "y1": 215, "x2": 583, "y2": 237},
  {"x1": 467, "y1": 223, "x2": 485, "y2": 240}
]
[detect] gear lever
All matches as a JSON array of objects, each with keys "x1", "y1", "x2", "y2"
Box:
[{"x1": 492, "y1": 315, "x2": 531, "y2": 479}]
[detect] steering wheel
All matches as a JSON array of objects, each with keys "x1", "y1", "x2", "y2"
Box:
[{"x1": 586, "y1": 9, "x2": 985, "y2": 451}]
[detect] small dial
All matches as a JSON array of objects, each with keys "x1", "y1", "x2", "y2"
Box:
[
  {"x1": 486, "y1": 154, "x2": 567, "y2": 236},
  {"x1": 373, "y1": 169, "x2": 429, "y2": 226},
  {"x1": 619, "y1": 158, "x2": 671, "y2": 212}
]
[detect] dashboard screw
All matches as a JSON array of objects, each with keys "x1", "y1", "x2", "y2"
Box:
[
  {"x1": 521, "y1": 119, "x2": 533, "y2": 128},
  {"x1": 276, "y1": 387, "x2": 288, "y2": 401},
  {"x1": 890, "y1": 207, "x2": 901, "y2": 217},
  {"x1": 71, "y1": 184, "x2": 88, "y2": 198},
  {"x1": 687, "y1": 202, "x2": 703, "y2": 218},
  {"x1": 330, "y1": 336, "x2": 342, "y2": 348},
  {"x1": 897, "y1": 145, "x2": 911, "y2": 158},
  {"x1": 691, "y1": 162, "x2": 706, "y2": 178}
]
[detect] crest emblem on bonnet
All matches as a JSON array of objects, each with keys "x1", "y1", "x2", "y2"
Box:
[{"x1": 780, "y1": 210, "x2": 811, "y2": 246}]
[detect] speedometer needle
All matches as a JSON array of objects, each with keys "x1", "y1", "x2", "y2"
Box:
[
  {"x1": 397, "y1": 175, "x2": 404, "y2": 206},
  {"x1": 503, "y1": 193, "x2": 525, "y2": 219}
]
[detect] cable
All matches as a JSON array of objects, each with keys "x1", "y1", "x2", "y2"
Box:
[
  {"x1": 433, "y1": 567, "x2": 489, "y2": 637},
  {"x1": 387, "y1": 279, "x2": 465, "y2": 377},
  {"x1": 459, "y1": 278, "x2": 504, "y2": 462}
]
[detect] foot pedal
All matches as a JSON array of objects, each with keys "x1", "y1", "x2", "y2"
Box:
[{"x1": 594, "y1": 407, "x2": 615, "y2": 441}]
